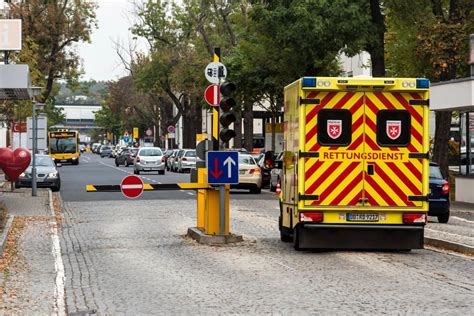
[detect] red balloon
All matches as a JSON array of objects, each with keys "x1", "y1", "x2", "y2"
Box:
[{"x1": 0, "y1": 148, "x2": 32, "y2": 182}]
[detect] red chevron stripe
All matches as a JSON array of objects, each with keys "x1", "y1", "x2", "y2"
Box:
[
  {"x1": 365, "y1": 135, "x2": 380, "y2": 151},
  {"x1": 347, "y1": 134, "x2": 363, "y2": 151},
  {"x1": 306, "y1": 106, "x2": 318, "y2": 125},
  {"x1": 410, "y1": 92, "x2": 422, "y2": 99},
  {"x1": 411, "y1": 125, "x2": 423, "y2": 145},
  {"x1": 365, "y1": 115, "x2": 377, "y2": 134},
  {"x1": 352, "y1": 115, "x2": 364, "y2": 133},
  {"x1": 393, "y1": 92, "x2": 423, "y2": 125},
  {"x1": 349, "y1": 96, "x2": 364, "y2": 114},
  {"x1": 374, "y1": 92, "x2": 396, "y2": 110},
  {"x1": 364, "y1": 172, "x2": 398, "y2": 206},
  {"x1": 306, "y1": 91, "x2": 318, "y2": 99},
  {"x1": 305, "y1": 160, "x2": 324, "y2": 180},
  {"x1": 389, "y1": 147, "x2": 399, "y2": 151},
  {"x1": 309, "y1": 143, "x2": 321, "y2": 152},
  {"x1": 365, "y1": 96, "x2": 380, "y2": 114},
  {"x1": 386, "y1": 162, "x2": 421, "y2": 195},
  {"x1": 313, "y1": 162, "x2": 360, "y2": 205},
  {"x1": 305, "y1": 161, "x2": 343, "y2": 194},
  {"x1": 364, "y1": 190, "x2": 379, "y2": 206},
  {"x1": 334, "y1": 92, "x2": 355, "y2": 109},
  {"x1": 374, "y1": 163, "x2": 415, "y2": 206},
  {"x1": 404, "y1": 161, "x2": 422, "y2": 182},
  {"x1": 348, "y1": 190, "x2": 363, "y2": 206},
  {"x1": 326, "y1": 168, "x2": 363, "y2": 205},
  {"x1": 407, "y1": 143, "x2": 417, "y2": 153},
  {"x1": 320, "y1": 91, "x2": 338, "y2": 106},
  {"x1": 306, "y1": 125, "x2": 317, "y2": 143}
]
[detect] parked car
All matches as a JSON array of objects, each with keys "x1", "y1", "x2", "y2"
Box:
[
  {"x1": 428, "y1": 162, "x2": 450, "y2": 223},
  {"x1": 15, "y1": 155, "x2": 61, "y2": 191},
  {"x1": 115, "y1": 148, "x2": 138, "y2": 167},
  {"x1": 172, "y1": 149, "x2": 185, "y2": 172},
  {"x1": 167, "y1": 149, "x2": 179, "y2": 171},
  {"x1": 230, "y1": 154, "x2": 262, "y2": 194},
  {"x1": 100, "y1": 145, "x2": 113, "y2": 158},
  {"x1": 270, "y1": 152, "x2": 283, "y2": 192},
  {"x1": 177, "y1": 149, "x2": 199, "y2": 173},
  {"x1": 134, "y1": 147, "x2": 165, "y2": 175},
  {"x1": 91, "y1": 143, "x2": 101, "y2": 153},
  {"x1": 79, "y1": 144, "x2": 86, "y2": 153}
]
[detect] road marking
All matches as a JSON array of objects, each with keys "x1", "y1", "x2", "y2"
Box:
[
  {"x1": 187, "y1": 192, "x2": 194, "y2": 195},
  {"x1": 48, "y1": 190, "x2": 66, "y2": 316},
  {"x1": 121, "y1": 184, "x2": 143, "y2": 189}
]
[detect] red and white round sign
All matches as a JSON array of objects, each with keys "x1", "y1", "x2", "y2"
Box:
[
  {"x1": 120, "y1": 175, "x2": 144, "y2": 199},
  {"x1": 204, "y1": 84, "x2": 220, "y2": 106}
]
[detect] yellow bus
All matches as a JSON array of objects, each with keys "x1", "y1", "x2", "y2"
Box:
[{"x1": 48, "y1": 130, "x2": 80, "y2": 165}]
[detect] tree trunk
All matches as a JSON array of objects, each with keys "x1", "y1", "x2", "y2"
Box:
[
  {"x1": 432, "y1": 111, "x2": 452, "y2": 177},
  {"x1": 242, "y1": 100, "x2": 254, "y2": 151},
  {"x1": 182, "y1": 94, "x2": 202, "y2": 149},
  {"x1": 367, "y1": 0, "x2": 386, "y2": 77}
]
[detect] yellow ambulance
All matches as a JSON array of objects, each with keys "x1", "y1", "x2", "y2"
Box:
[{"x1": 279, "y1": 77, "x2": 430, "y2": 250}]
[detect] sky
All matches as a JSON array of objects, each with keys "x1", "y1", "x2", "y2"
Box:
[{"x1": 78, "y1": 0, "x2": 147, "y2": 82}]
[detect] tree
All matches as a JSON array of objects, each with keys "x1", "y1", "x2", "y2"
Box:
[
  {"x1": 9, "y1": 0, "x2": 97, "y2": 103},
  {"x1": 386, "y1": 0, "x2": 473, "y2": 175}
]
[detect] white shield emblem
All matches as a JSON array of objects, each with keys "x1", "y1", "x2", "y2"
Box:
[
  {"x1": 327, "y1": 120, "x2": 342, "y2": 139},
  {"x1": 386, "y1": 120, "x2": 401, "y2": 140}
]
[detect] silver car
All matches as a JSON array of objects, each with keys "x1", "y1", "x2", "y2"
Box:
[
  {"x1": 15, "y1": 155, "x2": 61, "y2": 191},
  {"x1": 177, "y1": 149, "x2": 198, "y2": 173},
  {"x1": 133, "y1": 147, "x2": 165, "y2": 175},
  {"x1": 172, "y1": 149, "x2": 185, "y2": 172}
]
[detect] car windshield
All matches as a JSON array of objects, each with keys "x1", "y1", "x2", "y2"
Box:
[
  {"x1": 185, "y1": 151, "x2": 196, "y2": 157},
  {"x1": 31, "y1": 156, "x2": 54, "y2": 167},
  {"x1": 239, "y1": 155, "x2": 256, "y2": 165},
  {"x1": 429, "y1": 166, "x2": 444, "y2": 179},
  {"x1": 50, "y1": 136, "x2": 77, "y2": 154},
  {"x1": 140, "y1": 148, "x2": 162, "y2": 156}
]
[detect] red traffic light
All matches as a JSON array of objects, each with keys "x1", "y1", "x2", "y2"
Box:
[
  {"x1": 220, "y1": 82, "x2": 236, "y2": 96},
  {"x1": 220, "y1": 129, "x2": 237, "y2": 143},
  {"x1": 219, "y1": 97, "x2": 236, "y2": 111}
]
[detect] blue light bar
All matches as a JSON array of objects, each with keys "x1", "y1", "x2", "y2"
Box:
[
  {"x1": 416, "y1": 78, "x2": 430, "y2": 89},
  {"x1": 302, "y1": 77, "x2": 316, "y2": 87}
]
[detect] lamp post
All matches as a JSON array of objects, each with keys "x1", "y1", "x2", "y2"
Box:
[{"x1": 28, "y1": 86, "x2": 42, "y2": 196}]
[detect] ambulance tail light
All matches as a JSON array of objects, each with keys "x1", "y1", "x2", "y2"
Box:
[
  {"x1": 441, "y1": 181, "x2": 449, "y2": 195},
  {"x1": 402, "y1": 213, "x2": 426, "y2": 225},
  {"x1": 300, "y1": 212, "x2": 324, "y2": 223}
]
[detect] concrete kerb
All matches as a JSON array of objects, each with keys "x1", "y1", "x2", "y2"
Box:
[
  {"x1": 424, "y1": 237, "x2": 474, "y2": 255},
  {"x1": 187, "y1": 227, "x2": 243, "y2": 245},
  {"x1": 0, "y1": 215, "x2": 14, "y2": 257}
]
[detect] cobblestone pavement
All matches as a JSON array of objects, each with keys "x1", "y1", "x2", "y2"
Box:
[{"x1": 60, "y1": 198, "x2": 474, "y2": 315}]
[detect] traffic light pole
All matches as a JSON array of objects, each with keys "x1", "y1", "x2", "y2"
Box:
[{"x1": 214, "y1": 48, "x2": 227, "y2": 236}]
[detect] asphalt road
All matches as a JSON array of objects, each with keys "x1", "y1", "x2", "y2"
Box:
[{"x1": 60, "y1": 153, "x2": 277, "y2": 202}]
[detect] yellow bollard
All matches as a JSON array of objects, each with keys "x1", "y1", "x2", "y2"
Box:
[{"x1": 197, "y1": 167, "x2": 206, "y2": 229}]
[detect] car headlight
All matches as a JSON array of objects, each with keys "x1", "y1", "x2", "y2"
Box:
[
  {"x1": 19, "y1": 172, "x2": 25, "y2": 177},
  {"x1": 48, "y1": 172, "x2": 58, "y2": 178}
]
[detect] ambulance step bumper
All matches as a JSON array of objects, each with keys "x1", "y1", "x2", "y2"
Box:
[{"x1": 298, "y1": 224, "x2": 424, "y2": 250}]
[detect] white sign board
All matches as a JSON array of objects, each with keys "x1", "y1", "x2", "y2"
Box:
[
  {"x1": 0, "y1": 19, "x2": 22, "y2": 51},
  {"x1": 27, "y1": 116, "x2": 48, "y2": 152},
  {"x1": 168, "y1": 132, "x2": 175, "y2": 139},
  {"x1": 205, "y1": 62, "x2": 227, "y2": 84}
]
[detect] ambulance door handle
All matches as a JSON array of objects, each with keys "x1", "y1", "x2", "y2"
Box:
[{"x1": 367, "y1": 164, "x2": 374, "y2": 175}]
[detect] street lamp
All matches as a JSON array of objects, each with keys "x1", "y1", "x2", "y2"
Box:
[{"x1": 29, "y1": 86, "x2": 42, "y2": 197}]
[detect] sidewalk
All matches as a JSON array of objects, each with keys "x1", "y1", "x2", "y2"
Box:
[{"x1": 0, "y1": 186, "x2": 60, "y2": 314}]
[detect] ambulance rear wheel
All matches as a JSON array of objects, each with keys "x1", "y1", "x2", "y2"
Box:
[{"x1": 293, "y1": 225, "x2": 301, "y2": 251}]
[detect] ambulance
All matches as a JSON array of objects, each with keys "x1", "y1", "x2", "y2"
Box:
[{"x1": 279, "y1": 77, "x2": 430, "y2": 250}]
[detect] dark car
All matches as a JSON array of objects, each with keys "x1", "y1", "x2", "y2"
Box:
[
  {"x1": 429, "y1": 162, "x2": 450, "y2": 223},
  {"x1": 115, "y1": 148, "x2": 138, "y2": 167},
  {"x1": 100, "y1": 145, "x2": 113, "y2": 158},
  {"x1": 15, "y1": 155, "x2": 61, "y2": 191}
]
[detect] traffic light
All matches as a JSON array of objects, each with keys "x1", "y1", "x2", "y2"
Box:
[{"x1": 219, "y1": 82, "x2": 237, "y2": 144}]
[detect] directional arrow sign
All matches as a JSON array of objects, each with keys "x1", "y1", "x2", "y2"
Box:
[{"x1": 207, "y1": 151, "x2": 239, "y2": 184}]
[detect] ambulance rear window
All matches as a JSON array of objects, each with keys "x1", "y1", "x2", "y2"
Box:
[
  {"x1": 317, "y1": 109, "x2": 352, "y2": 146},
  {"x1": 376, "y1": 110, "x2": 411, "y2": 147}
]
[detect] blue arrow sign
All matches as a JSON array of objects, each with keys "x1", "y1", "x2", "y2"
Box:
[{"x1": 207, "y1": 151, "x2": 239, "y2": 184}]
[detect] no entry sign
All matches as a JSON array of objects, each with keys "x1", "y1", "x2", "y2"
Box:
[
  {"x1": 204, "y1": 84, "x2": 220, "y2": 107},
  {"x1": 120, "y1": 175, "x2": 144, "y2": 199}
]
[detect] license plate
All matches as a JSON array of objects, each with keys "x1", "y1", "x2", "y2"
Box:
[
  {"x1": 239, "y1": 170, "x2": 246, "y2": 174},
  {"x1": 347, "y1": 213, "x2": 379, "y2": 222},
  {"x1": 61, "y1": 159, "x2": 67, "y2": 162}
]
